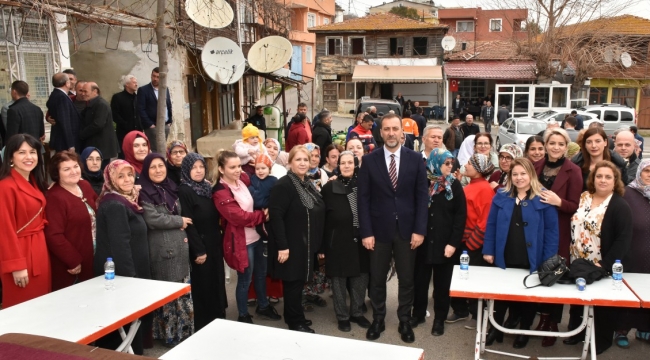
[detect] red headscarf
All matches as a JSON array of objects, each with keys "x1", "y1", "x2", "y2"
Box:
[{"x1": 122, "y1": 131, "x2": 149, "y2": 174}]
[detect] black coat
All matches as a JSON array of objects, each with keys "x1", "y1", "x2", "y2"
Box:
[
  {"x1": 321, "y1": 180, "x2": 369, "y2": 278},
  {"x1": 80, "y1": 96, "x2": 119, "y2": 158},
  {"x1": 571, "y1": 150, "x2": 628, "y2": 190},
  {"x1": 598, "y1": 193, "x2": 633, "y2": 272},
  {"x1": 166, "y1": 161, "x2": 182, "y2": 186},
  {"x1": 312, "y1": 122, "x2": 332, "y2": 166},
  {"x1": 83, "y1": 172, "x2": 104, "y2": 195},
  {"x1": 46, "y1": 88, "x2": 80, "y2": 151},
  {"x1": 268, "y1": 176, "x2": 326, "y2": 282},
  {"x1": 111, "y1": 90, "x2": 142, "y2": 146},
  {"x1": 422, "y1": 181, "x2": 467, "y2": 264},
  {"x1": 6, "y1": 97, "x2": 44, "y2": 141},
  {"x1": 178, "y1": 186, "x2": 227, "y2": 330},
  {"x1": 93, "y1": 200, "x2": 151, "y2": 279}
]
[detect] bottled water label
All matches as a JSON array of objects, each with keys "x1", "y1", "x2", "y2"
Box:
[
  {"x1": 460, "y1": 264, "x2": 469, "y2": 271},
  {"x1": 612, "y1": 273, "x2": 622, "y2": 281},
  {"x1": 105, "y1": 271, "x2": 115, "y2": 280}
]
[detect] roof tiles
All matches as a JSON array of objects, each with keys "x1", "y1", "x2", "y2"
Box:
[
  {"x1": 444, "y1": 40, "x2": 531, "y2": 61},
  {"x1": 444, "y1": 61, "x2": 537, "y2": 80},
  {"x1": 309, "y1": 13, "x2": 448, "y2": 32}
]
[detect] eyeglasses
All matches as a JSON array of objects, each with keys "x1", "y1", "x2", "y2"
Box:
[
  {"x1": 443, "y1": 160, "x2": 454, "y2": 166},
  {"x1": 171, "y1": 150, "x2": 187, "y2": 156},
  {"x1": 498, "y1": 155, "x2": 513, "y2": 162}
]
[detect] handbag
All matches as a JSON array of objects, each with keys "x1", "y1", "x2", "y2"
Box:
[{"x1": 523, "y1": 254, "x2": 570, "y2": 288}]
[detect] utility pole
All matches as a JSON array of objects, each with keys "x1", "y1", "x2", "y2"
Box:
[{"x1": 155, "y1": 0, "x2": 168, "y2": 153}]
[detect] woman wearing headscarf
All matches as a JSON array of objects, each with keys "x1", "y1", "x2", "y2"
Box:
[
  {"x1": 166, "y1": 140, "x2": 188, "y2": 186},
  {"x1": 80, "y1": 147, "x2": 104, "y2": 195},
  {"x1": 269, "y1": 145, "x2": 326, "y2": 333},
  {"x1": 121, "y1": 130, "x2": 150, "y2": 178},
  {"x1": 304, "y1": 143, "x2": 329, "y2": 191},
  {"x1": 178, "y1": 153, "x2": 227, "y2": 331},
  {"x1": 532, "y1": 128, "x2": 583, "y2": 346},
  {"x1": 264, "y1": 138, "x2": 289, "y2": 178},
  {"x1": 615, "y1": 159, "x2": 650, "y2": 347},
  {"x1": 321, "y1": 151, "x2": 371, "y2": 332},
  {"x1": 412, "y1": 149, "x2": 466, "y2": 336},
  {"x1": 489, "y1": 144, "x2": 523, "y2": 193},
  {"x1": 138, "y1": 153, "x2": 194, "y2": 346},
  {"x1": 457, "y1": 135, "x2": 476, "y2": 166},
  {"x1": 93, "y1": 160, "x2": 150, "y2": 354}
]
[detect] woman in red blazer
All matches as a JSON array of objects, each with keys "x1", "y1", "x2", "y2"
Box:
[
  {"x1": 0, "y1": 134, "x2": 50, "y2": 308},
  {"x1": 45, "y1": 151, "x2": 98, "y2": 291},
  {"x1": 533, "y1": 128, "x2": 583, "y2": 346}
]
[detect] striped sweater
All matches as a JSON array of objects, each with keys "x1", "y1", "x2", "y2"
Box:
[{"x1": 463, "y1": 177, "x2": 495, "y2": 250}]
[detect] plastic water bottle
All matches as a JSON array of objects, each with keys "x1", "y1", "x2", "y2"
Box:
[
  {"x1": 460, "y1": 251, "x2": 470, "y2": 280},
  {"x1": 104, "y1": 257, "x2": 115, "y2": 290},
  {"x1": 612, "y1": 260, "x2": 623, "y2": 291}
]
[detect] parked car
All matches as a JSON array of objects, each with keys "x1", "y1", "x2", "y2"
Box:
[
  {"x1": 532, "y1": 109, "x2": 600, "y2": 127},
  {"x1": 496, "y1": 117, "x2": 548, "y2": 150},
  {"x1": 352, "y1": 98, "x2": 402, "y2": 118},
  {"x1": 578, "y1": 103, "x2": 636, "y2": 135}
]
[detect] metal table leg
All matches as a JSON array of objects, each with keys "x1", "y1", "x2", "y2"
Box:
[
  {"x1": 475, "y1": 298, "x2": 483, "y2": 360},
  {"x1": 580, "y1": 306, "x2": 596, "y2": 360},
  {"x1": 115, "y1": 319, "x2": 141, "y2": 353}
]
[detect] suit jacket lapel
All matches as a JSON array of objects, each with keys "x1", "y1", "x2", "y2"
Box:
[
  {"x1": 11, "y1": 169, "x2": 45, "y2": 207},
  {"x1": 396, "y1": 147, "x2": 410, "y2": 191}
]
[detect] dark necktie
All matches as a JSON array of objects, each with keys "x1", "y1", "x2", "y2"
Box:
[{"x1": 389, "y1": 154, "x2": 397, "y2": 190}]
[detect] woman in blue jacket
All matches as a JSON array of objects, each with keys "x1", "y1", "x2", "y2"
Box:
[{"x1": 482, "y1": 158, "x2": 559, "y2": 349}]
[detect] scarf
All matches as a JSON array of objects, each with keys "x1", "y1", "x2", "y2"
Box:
[
  {"x1": 304, "y1": 142, "x2": 321, "y2": 177},
  {"x1": 80, "y1": 146, "x2": 103, "y2": 180},
  {"x1": 122, "y1": 130, "x2": 149, "y2": 175},
  {"x1": 629, "y1": 158, "x2": 650, "y2": 200},
  {"x1": 98, "y1": 160, "x2": 143, "y2": 213},
  {"x1": 335, "y1": 151, "x2": 359, "y2": 228},
  {"x1": 287, "y1": 170, "x2": 321, "y2": 210},
  {"x1": 426, "y1": 148, "x2": 455, "y2": 206},
  {"x1": 264, "y1": 138, "x2": 282, "y2": 163},
  {"x1": 457, "y1": 135, "x2": 476, "y2": 165},
  {"x1": 180, "y1": 153, "x2": 213, "y2": 198},
  {"x1": 469, "y1": 153, "x2": 495, "y2": 177},
  {"x1": 138, "y1": 153, "x2": 179, "y2": 214}
]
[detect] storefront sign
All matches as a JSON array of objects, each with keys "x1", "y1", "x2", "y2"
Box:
[{"x1": 322, "y1": 74, "x2": 337, "y2": 80}]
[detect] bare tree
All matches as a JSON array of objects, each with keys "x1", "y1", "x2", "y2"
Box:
[{"x1": 155, "y1": 0, "x2": 168, "y2": 153}]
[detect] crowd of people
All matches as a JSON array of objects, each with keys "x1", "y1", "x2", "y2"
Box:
[{"x1": 1, "y1": 72, "x2": 649, "y2": 356}]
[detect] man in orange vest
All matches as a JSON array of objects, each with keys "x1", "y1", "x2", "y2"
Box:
[{"x1": 401, "y1": 110, "x2": 419, "y2": 150}]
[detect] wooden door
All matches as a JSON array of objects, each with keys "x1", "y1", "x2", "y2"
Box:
[
  {"x1": 638, "y1": 86, "x2": 650, "y2": 129},
  {"x1": 323, "y1": 82, "x2": 337, "y2": 111}
]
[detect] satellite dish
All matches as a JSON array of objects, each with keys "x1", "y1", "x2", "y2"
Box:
[
  {"x1": 201, "y1": 37, "x2": 246, "y2": 84},
  {"x1": 620, "y1": 52, "x2": 632, "y2": 68},
  {"x1": 247, "y1": 36, "x2": 294, "y2": 73},
  {"x1": 185, "y1": 0, "x2": 234, "y2": 29},
  {"x1": 604, "y1": 48, "x2": 614, "y2": 63},
  {"x1": 441, "y1": 36, "x2": 456, "y2": 51}
]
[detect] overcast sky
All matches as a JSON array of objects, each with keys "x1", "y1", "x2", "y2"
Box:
[{"x1": 338, "y1": 0, "x2": 650, "y2": 21}]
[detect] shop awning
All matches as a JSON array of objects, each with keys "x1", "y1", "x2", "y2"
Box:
[{"x1": 352, "y1": 65, "x2": 443, "y2": 83}]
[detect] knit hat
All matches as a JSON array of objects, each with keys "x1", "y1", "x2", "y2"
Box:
[
  {"x1": 469, "y1": 153, "x2": 495, "y2": 176},
  {"x1": 567, "y1": 142, "x2": 580, "y2": 159},
  {"x1": 255, "y1": 153, "x2": 273, "y2": 169},
  {"x1": 499, "y1": 143, "x2": 523, "y2": 160},
  {"x1": 242, "y1": 123, "x2": 260, "y2": 141}
]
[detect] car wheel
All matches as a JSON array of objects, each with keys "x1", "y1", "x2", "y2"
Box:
[{"x1": 496, "y1": 137, "x2": 501, "y2": 149}]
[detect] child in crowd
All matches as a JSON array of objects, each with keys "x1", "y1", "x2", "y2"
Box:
[
  {"x1": 248, "y1": 154, "x2": 278, "y2": 252},
  {"x1": 234, "y1": 123, "x2": 265, "y2": 176}
]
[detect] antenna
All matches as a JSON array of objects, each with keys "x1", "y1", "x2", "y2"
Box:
[
  {"x1": 201, "y1": 37, "x2": 246, "y2": 84},
  {"x1": 185, "y1": 0, "x2": 234, "y2": 29},
  {"x1": 247, "y1": 36, "x2": 294, "y2": 73}
]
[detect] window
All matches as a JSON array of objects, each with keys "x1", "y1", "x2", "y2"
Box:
[
  {"x1": 457, "y1": 79, "x2": 486, "y2": 106},
  {"x1": 306, "y1": 46, "x2": 313, "y2": 63},
  {"x1": 307, "y1": 13, "x2": 316, "y2": 28},
  {"x1": 326, "y1": 37, "x2": 343, "y2": 55},
  {"x1": 612, "y1": 88, "x2": 637, "y2": 107},
  {"x1": 412, "y1": 37, "x2": 428, "y2": 56},
  {"x1": 390, "y1": 37, "x2": 404, "y2": 56},
  {"x1": 489, "y1": 19, "x2": 502, "y2": 32},
  {"x1": 350, "y1": 37, "x2": 365, "y2": 55},
  {"x1": 621, "y1": 111, "x2": 634, "y2": 122},
  {"x1": 552, "y1": 87, "x2": 568, "y2": 107},
  {"x1": 589, "y1": 87, "x2": 608, "y2": 104},
  {"x1": 324, "y1": 18, "x2": 330, "y2": 25},
  {"x1": 534, "y1": 88, "x2": 550, "y2": 107},
  {"x1": 456, "y1": 21, "x2": 474, "y2": 32},
  {"x1": 513, "y1": 19, "x2": 524, "y2": 32},
  {"x1": 604, "y1": 110, "x2": 619, "y2": 121}
]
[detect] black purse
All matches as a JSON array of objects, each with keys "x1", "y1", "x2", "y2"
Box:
[{"x1": 523, "y1": 254, "x2": 570, "y2": 288}]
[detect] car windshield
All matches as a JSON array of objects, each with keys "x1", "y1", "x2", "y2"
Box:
[
  {"x1": 517, "y1": 121, "x2": 547, "y2": 135},
  {"x1": 532, "y1": 110, "x2": 557, "y2": 120}
]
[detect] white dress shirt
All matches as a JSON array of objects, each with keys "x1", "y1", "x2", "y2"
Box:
[{"x1": 384, "y1": 145, "x2": 402, "y2": 180}]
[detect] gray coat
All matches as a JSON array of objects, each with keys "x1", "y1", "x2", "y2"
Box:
[{"x1": 141, "y1": 201, "x2": 190, "y2": 282}]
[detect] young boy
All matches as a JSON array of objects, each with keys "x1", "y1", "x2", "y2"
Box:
[{"x1": 248, "y1": 154, "x2": 278, "y2": 249}]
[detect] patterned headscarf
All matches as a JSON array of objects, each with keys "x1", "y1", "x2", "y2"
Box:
[
  {"x1": 427, "y1": 149, "x2": 455, "y2": 205},
  {"x1": 264, "y1": 138, "x2": 281, "y2": 162},
  {"x1": 303, "y1": 143, "x2": 321, "y2": 176},
  {"x1": 98, "y1": 160, "x2": 143, "y2": 213},
  {"x1": 180, "y1": 153, "x2": 212, "y2": 198},
  {"x1": 567, "y1": 142, "x2": 580, "y2": 159},
  {"x1": 628, "y1": 158, "x2": 650, "y2": 200},
  {"x1": 469, "y1": 153, "x2": 495, "y2": 177},
  {"x1": 499, "y1": 143, "x2": 523, "y2": 161},
  {"x1": 166, "y1": 140, "x2": 188, "y2": 164},
  {"x1": 337, "y1": 151, "x2": 360, "y2": 228},
  {"x1": 138, "y1": 153, "x2": 179, "y2": 214}
]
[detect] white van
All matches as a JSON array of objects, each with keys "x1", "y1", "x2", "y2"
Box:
[{"x1": 578, "y1": 104, "x2": 636, "y2": 135}]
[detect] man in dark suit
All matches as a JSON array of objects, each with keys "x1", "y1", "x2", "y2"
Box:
[
  {"x1": 452, "y1": 94, "x2": 465, "y2": 120},
  {"x1": 79, "y1": 82, "x2": 118, "y2": 166},
  {"x1": 411, "y1": 107, "x2": 427, "y2": 143},
  {"x1": 358, "y1": 114, "x2": 428, "y2": 344},
  {"x1": 497, "y1": 104, "x2": 510, "y2": 125},
  {"x1": 138, "y1": 67, "x2": 172, "y2": 152},
  {"x1": 112, "y1": 74, "x2": 142, "y2": 158},
  {"x1": 46, "y1": 72, "x2": 81, "y2": 152},
  {"x1": 480, "y1": 101, "x2": 494, "y2": 133},
  {"x1": 5, "y1": 81, "x2": 44, "y2": 142}
]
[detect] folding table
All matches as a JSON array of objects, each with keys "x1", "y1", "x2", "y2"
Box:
[
  {"x1": 450, "y1": 265, "x2": 640, "y2": 360},
  {"x1": 160, "y1": 319, "x2": 425, "y2": 360},
  {"x1": 624, "y1": 273, "x2": 650, "y2": 308},
  {"x1": 0, "y1": 276, "x2": 189, "y2": 354}
]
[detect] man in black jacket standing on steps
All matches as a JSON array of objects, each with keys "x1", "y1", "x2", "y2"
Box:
[{"x1": 111, "y1": 75, "x2": 142, "y2": 158}]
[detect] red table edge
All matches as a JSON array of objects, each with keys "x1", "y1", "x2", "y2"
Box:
[
  {"x1": 449, "y1": 290, "x2": 641, "y2": 308},
  {"x1": 623, "y1": 279, "x2": 650, "y2": 308},
  {"x1": 75, "y1": 284, "x2": 190, "y2": 344}
]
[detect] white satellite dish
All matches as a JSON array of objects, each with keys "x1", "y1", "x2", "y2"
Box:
[
  {"x1": 603, "y1": 48, "x2": 614, "y2": 63},
  {"x1": 247, "y1": 36, "x2": 294, "y2": 73},
  {"x1": 441, "y1": 36, "x2": 457, "y2": 51},
  {"x1": 185, "y1": 0, "x2": 234, "y2": 29},
  {"x1": 201, "y1": 37, "x2": 246, "y2": 84},
  {"x1": 620, "y1": 52, "x2": 632, "y2": 68}
]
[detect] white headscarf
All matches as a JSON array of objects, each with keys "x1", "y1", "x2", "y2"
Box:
[{"x1": 457, "y1": 135, "x2": 476, "y2": 166}]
